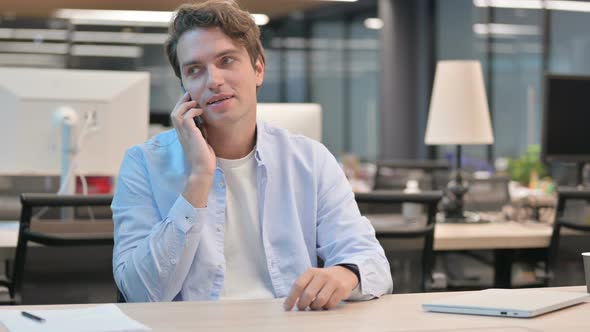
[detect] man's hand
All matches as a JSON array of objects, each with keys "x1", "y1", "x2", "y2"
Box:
[
  {"x1": 283, "y1": 266, "x2": 359, "y2": 311},
  {"x1": 171, "y1": 91, "x2": 216, "y2": 208}
]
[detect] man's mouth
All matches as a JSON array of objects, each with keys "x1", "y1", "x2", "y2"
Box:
[{"x1": 206, "y1": 95, "x2": 233, "y2": 106}]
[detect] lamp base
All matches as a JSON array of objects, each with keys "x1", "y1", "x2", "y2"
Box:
[{"x1": 437, "y1": 211, "x2": 489, "y2": 224}]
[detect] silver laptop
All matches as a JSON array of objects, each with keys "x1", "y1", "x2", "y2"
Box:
[{"x1": 422, "y1": 288, "x2": 589, "y2": 318}]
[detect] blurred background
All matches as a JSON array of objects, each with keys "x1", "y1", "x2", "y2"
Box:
[{"x1": 1, "y1": 0, "x2": 590, "y2": 302}]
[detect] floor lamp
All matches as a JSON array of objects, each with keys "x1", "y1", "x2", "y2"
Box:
[{"x1": 424, "y1": 60, "x2": 495, "y2": 223}]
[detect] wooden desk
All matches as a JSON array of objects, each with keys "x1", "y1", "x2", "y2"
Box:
[
  {"x1": 368, "y1": 214, "x2": 556, "y2": 250},
  {"x1": 368, "y1": 215, "x2": 583, "y2": 288},
  {"x1": 2, "y1": 286, "x2": 588, "y2": 332}
]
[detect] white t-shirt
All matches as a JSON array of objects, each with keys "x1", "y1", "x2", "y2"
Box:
[{"x1": 218, "y1": 148, "x2": 275, "y2": 300}]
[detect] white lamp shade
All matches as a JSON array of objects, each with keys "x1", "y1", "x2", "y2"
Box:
[{"x1": 425, "y1": 60, "x2": 494, "y2": 145}]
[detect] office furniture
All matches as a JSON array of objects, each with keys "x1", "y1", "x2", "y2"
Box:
[
  {"x1": 0, "y1": 286, "x2": 586, "y2": 331},
  {"x1": 355, "y1": 190, "x2": 442, "y2": 291},
  {"x1": 257, "y1": 103, "x2": 322, "y2": 142},
  {"x1": 463, "y1": 175, "x2": 511, "y2": 213},
  {"x1": 546, "y1": 187, "x2": 590, "y2": 286},
  {"x1": 371, "y1": 213, "x2": 588, "y2": 289},
  {"x1": 373, "y1": 159, "x2": 450, "y2": 191},
  {"x1": 0, "y1": 193, "x2": 113, "y2": 305}
]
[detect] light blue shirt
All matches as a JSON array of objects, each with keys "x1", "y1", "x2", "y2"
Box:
[{"x1": 112, "y1": 120, "x2": 393, "y2": 302}]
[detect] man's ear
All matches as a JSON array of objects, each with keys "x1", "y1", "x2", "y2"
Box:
[{"x1": 254, "y1": 56, "x2": 265, "y2": 87}]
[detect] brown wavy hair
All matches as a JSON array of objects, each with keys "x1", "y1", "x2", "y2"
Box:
[{"x1": 165, "y1": 0, "x2": 265, "y2": 79}]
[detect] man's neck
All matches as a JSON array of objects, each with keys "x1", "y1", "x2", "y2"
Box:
[{"x1": 207, "y1": 120, "x2": 257, "y2": 160}]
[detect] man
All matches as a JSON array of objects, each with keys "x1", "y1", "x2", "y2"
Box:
[{"x1": 112, "y1": 0, "x2": 392, "y2": 311}]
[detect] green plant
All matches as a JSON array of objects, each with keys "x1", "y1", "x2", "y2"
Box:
[{"x1": 508, "y1": 145, "x2": 548, "y2": 186}]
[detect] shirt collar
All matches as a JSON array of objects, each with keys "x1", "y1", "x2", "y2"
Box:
[{"x1": 254, "y1": 119, "x2": 269, "y2": 165}]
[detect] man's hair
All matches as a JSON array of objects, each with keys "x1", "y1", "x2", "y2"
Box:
[{"x1": 165, "y1": 0, "x2": 265, "y2": 79}]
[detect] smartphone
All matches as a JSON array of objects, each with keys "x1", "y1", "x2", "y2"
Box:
[{"x1": 180, "y1": 85, "x2": 207, "y2": 141}]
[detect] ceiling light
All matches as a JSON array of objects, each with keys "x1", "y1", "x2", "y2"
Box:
[
  {"x1": 55, "y1": 9, "x2": 270, "y2": 26},
  {"x1": 547, "y1": 1, "x2": 590, "y2": 12},
  {"x1": 473, "y1": 0, "x2": 543, "y2": 9},
  {"x1": 474, "y1": 0, "x2": 590, "y2": 12},
  {"x1": 252, "y1": 14, "x2": 269, "y2": 26},
  {"x1": 473, "y1": 23, "x2": 540, "y2": 36},
  {"x1": 364, "y1": 18, "x2": 384, "y2": 30},
  {"x1": 54, "y1": 9, "x2": 174, "y2": 26}
]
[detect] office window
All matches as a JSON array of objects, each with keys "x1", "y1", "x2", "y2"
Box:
[
  {"x1": 550, "y1": 10, "x2": 590, "y2": 74},
  {"x1": 437, "y1": 0, "x2": 543, "y2": 164},
  {"x1": 257, "y1": 48, "x2": 282, "y2": 102},
  {"x1": 490, "y1": 8, "x2": 543, "y2": 159},
  {"x1": 311, "y1": 20, "x2": 347, "y2": 154},
  {"x1": 436, "y1": 0, "x2": 489, "y2": 165},
  {"x1": 349, "y1": 15, "x2": 380, "y2": 161}
]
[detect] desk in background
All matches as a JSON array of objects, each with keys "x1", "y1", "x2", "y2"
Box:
[
  {"x1": 368, "y1": 215, "x2": 588, "y2": 288},
  {"x1": 1, "y1": 286, "x2": 587, "y2": 331}
]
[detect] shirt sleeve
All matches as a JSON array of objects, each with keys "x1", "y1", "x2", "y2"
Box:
[
  {"x1": 314, "y1": 144, "x2": 393, "y2": 300},
  {"x1": 111, "y1": 146, "x2": 207, "y2": 302}
]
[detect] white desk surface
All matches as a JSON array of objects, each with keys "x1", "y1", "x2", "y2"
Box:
[{"x1": 2, "y1": 286, "x2": 588, "y2": 332}]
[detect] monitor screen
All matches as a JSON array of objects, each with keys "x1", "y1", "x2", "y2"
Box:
[
  {"x1": 0, "y1": 67, "x2": 149, "y2": 176},
  {"x1": 542, "y1": 75, "x2": 590, "y2": 162}
]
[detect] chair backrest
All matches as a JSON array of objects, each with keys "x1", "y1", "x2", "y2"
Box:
[
  {"x1": 355, "y1": 190, "x2": 442, "y2": 292},
  {"x1": 9, "y1": 193, "x2": 114, "y2": 304},
  {"x1": 546, "y1": 187, "x2": 590, "y2": 286},
  {"x1": 463, "y1": 175, "x2": 511, "y2": 212},
  {"x1": 374, "y1": 160, "x2": 450, "y2": 191}
]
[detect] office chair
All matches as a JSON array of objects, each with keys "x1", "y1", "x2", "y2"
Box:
[
  {"x1": 373, "y1": 160, "x2": 450, "y2": 191},
  {"x1": 545, "y1": 187, "x2": 590, "y2": 287},
  {"x1": 0, "y1": 193, "x2": 114, "y2": 305},
  {"x1": 439, "y1": 175, "x2": 511, "y2": 290},
  {"x1": 355, "y1": 190, "x2": 442, "y2": 292},
  {"x1": 463, "y1": 175, "x2": 511, "y2": 213}
]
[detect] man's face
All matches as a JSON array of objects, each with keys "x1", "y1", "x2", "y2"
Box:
[{"x1": 177, "y1": 27, "x2": 264, "y2": 127}]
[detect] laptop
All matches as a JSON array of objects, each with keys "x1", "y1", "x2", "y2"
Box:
[{"x1": 422, "y1": 288, "x2": 589, "y2": 318}]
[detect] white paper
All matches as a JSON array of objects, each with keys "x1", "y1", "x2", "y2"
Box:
[{"x1": 0, "y1": 304, "x2": 150, "y2": 332}]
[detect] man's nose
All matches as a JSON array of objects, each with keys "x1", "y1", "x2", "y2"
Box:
[{"x1": 206, "y1": 66, "x2": 223, "y2": 90}]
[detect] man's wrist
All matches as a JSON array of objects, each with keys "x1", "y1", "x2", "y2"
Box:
[
  {"x1": 336, "y1": 264, "x2": 360, "y2": 286},
  {"x1": 183, "y1": 175, "x2": 213, "y2": 208}
]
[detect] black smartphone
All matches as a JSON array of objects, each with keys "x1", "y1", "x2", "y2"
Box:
[{"x1": 180, "y1": 85, "x2": 207, "y2": 141}]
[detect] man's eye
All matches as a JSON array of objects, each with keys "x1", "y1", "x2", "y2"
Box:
[
  {"x1": 222, "y1": 57, "x2": 234, "y2": 65},
  {"x1": 187, "y1": 67, "x2": 201, "y2": 75}
]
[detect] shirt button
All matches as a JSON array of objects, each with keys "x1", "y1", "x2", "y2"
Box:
[
  {"x1": 219, "y1": 182, "x2": 225, "y2": 189},
  {"x1": 216, "y1": 226, "x2": 222, "y2": 232},
  {"x1": 170, "y1": 258, "x2": 177, "y2": 265},
  {"x1": 185, "y1": 216, "x2": 192, "y2": 223}
]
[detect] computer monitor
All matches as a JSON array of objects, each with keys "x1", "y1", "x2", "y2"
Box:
[
  {"x1": 256, "y1": 103, "x2": 322, "y2": 142},
  {"x1": 0, "y1": 67, "x2": 149, "y2": 182},
  {"x1": 542, "y1": 74, "x2": 590, "y2": 163}
]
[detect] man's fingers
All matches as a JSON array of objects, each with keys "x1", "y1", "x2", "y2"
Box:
[
  {"x1": 309, "y1": 282, "x2": 337, "y2": 311},
  {"x1": 175, "y1": 91, "x2": 191, "y2": 109},
  {"x1": 296, "y1": 273, "x2": 327, "y2": 311},
  {"x1": 283, "y1": 269, "x2": 315, "y2": 311},
  {"x1": 323, "y1": 287, "x2": 346, "y2": 310},
  {"x1": 182, "y1": 108, "x2": 204, "y2": 123},
  {"x1": 171, "y1": 92, "x2": 197, "y2": 123}
]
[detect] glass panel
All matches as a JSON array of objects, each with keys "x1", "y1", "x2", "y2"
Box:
[
  {"x1": 310, "y1": 20, "x2": 346, "y2": 155},
  {"x1": 349, "y1": 15, "x2": 380, "y2": 161},
  {"x1": 550, "y1": 10, "x2": 590, "y2": 75},
  {"x1": 491, "y1": 8, "x2": 543, "y2": 159}
]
